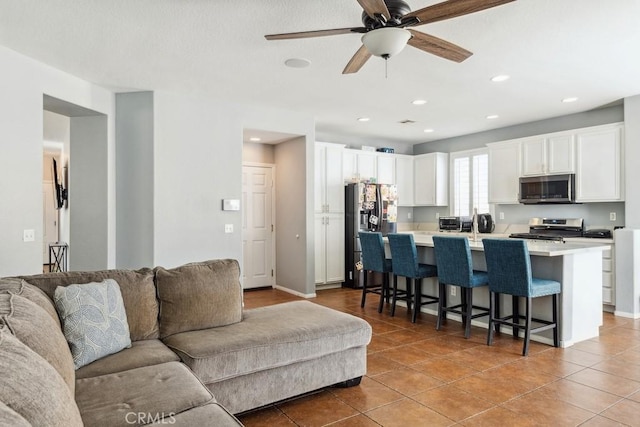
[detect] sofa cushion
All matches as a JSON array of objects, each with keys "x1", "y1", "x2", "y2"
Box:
[
  {"x1": 76, "y1": 339, "x2": 180, "y2": 379},
  {"x1": 0, "y1": 328, "x2": 83, "y2": 427},
  {"x1": 55, "y1": 279, "x2": 132, "y2": 369},
  {"x1": 75, "y1": 361, "x2": 215, "y2": 427},
  {"x1": 147, "y1": 402, "x2": 243, "y2": 426},
  {"x1": 0, "y1": 293, "x2": 75, "y2": 393},
  {"x1": 19, "y1": 268, "x2": 159, "y2": 340},
  {"x1": 156, "y1": 259, "x2": 242, "y2": 339},
  {"x1": 163, "y1": 300, "x2": 372, "y2": 384},
  {"x1": 0, "y1": 277, "x2": 60, "y2": 326},
  {"x1": 0, "y1": 401, "x2": 30, "y2": 427}
]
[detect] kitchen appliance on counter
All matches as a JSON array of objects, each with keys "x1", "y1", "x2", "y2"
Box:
[
  {"x1": 439, "y1": 216, "x2": 472, "y2": 232},
  {"x1": 344, "y1": 183, "x2": 397, "y2": 288},
  {"x1": 519, "y1": 174, "x2": 576, "y2": 204},
  {"x1": 477, "y1": 213, "x2": 495, "y2": 234},
  {"x1": 583, "y1": 229, "x2": 613, "y2": 239},
  {"x1": 509, "y1": 217, "x2": 584, "y2": 242}
]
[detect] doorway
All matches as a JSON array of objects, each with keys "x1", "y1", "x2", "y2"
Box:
[{"x1": 242, "y1": 165, "x2": 275, "y2": 289}]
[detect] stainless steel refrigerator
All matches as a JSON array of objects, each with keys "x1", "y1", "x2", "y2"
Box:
[{"x1": 344, "y1": 183, "x2": 398, "y2": 288}]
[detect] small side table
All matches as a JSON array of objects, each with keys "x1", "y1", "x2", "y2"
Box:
[{"x1": 49, "y1": 242, "x2": 68, "y2": 273}]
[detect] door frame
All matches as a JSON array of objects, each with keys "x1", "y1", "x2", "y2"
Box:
[{"x1": 242, "y1": 162, "x2": 276, "y2": 288}]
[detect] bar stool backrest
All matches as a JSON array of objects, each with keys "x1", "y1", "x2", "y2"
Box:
[
  {"x1": 358, "y1": 232, "x2": 387, "y2": 273},
  {"x1": 482, "y1": 238, "x2": 533, "y2": 297},
  {"x1": 387, "y1": 233, "x2": 419, "y2": 278},
  {"x1": 432, "y1": 236, "x2": 473, "y2": 287}
]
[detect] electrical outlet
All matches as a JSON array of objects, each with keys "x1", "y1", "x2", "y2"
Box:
[
  {"x1": 450, "y1": 287, "x2": 457, "y2": 297},
  {"x1": 610, "y1": 212, "x2": 616, "y2": 221},
  {"x1": 224, "y1": 224, "x2": 233, "y2": 233},
  {"x1": 435, "y1": 212, "x2": 440, "y2": 220},
  {"x1": 23, "y1": 229, "x2": 35, "y2": 242},
  {"x1": 408, "y1": 212, "x2": 412, "y2": 220},
  {"x1": 499, "y1": 212, "x2": 505, "y2": 220}
]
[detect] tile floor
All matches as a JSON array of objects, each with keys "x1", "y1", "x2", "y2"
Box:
[{"x1": 237, "y1": 287, "x2": 640, "y2": 427}]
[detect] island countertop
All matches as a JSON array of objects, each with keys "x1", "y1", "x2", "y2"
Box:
[{"x1": 398, "y1": 231, "x2": 611, "y2": 257}]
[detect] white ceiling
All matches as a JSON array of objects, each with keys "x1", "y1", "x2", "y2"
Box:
[{"x1": 2, "y1": 0, "x2": 640, "y2": 147}]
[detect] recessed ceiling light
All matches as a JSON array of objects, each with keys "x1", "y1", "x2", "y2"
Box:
[
  {"x1": 357, "y1": 117, "x2": 370, "y2": 122},
  {"x1": 284, "y1": 58, "x2": 311, "y2": 68},
  {"x1": 562, "y1": 97, "x2": 578, "y2": 103},
  {"x1": 249, "y1": 137, "x2": 261, "y2": 142},
  {"x1": 486, "y1": 115, "x2": 499, "y2": 120},
  {"x1": 423, "y1": 128, "x2": 434, "y2": 133},
  {"x1": 412, "y1": 99, "x2": 427, "y2": 105},
  {"x1": 491, "y1": 74, "x2": 510, "y2": 82}
]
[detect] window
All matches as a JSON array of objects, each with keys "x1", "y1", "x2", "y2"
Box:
[{"x1": 450, "y1": 149, "x2": 489, "y2": 216}]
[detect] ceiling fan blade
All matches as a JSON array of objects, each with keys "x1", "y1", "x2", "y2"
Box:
[
  {"x1": 357, "y1": 0, "x2": 391, "y2": 20},
  {"x1": 343, "y1": 45, "x2": 372, "y2": 74},
  {"x1": 265, "y1": 27, "x2": 366, "y2": 40},
  {"x1": 405, "y1": 0, "x2": 515, "y2": 26},
  {"x1": 407, "y1": 30, "x2": 472, "y2": 62}
]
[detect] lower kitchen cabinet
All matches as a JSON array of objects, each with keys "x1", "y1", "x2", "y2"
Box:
[{"x1": 315, "y1": 213, "x2": 345, "y2": 285}]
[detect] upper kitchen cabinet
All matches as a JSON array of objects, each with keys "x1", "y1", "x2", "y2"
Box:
[
  {"x1": 521, "y1": 134, "x2": 575, "y2": 176},
  {"x1": 414, "y1": 153, "x2": 448, "y2": 206},
  {"x1": 488, "y1": 140, "x2": 521, "y2": 204},
  {"x1": 575, "y1": 123, "x2": 624, "y2": 202},
  {"x1": 357, "y1": 151, "x2": 377, "y2": 182},
  {"x1": 342, "y1": 149, "x2": 357, "y2": 183},
  {"x1": 395, "y1": 155, "x2": 414, "y2": 206},
  {"x1": 315, "y1": 142, "x2": 345, "y2": 213},
  {"x1": 376, "y1": 153, "x2": 396, "y2": 184}
]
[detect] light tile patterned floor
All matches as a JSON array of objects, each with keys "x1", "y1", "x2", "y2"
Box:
[{"x1": 237, "y1": 288, "x2": 640, "y2": 427}]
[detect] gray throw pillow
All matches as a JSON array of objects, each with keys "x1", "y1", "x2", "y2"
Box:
[{"x1": 54, "y1": 279, "x2": 132, "y2": 369}]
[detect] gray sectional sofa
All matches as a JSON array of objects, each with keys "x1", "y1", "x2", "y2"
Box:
[{"x1": 0, "y1": 259, "x2": 372, "y2": 426}]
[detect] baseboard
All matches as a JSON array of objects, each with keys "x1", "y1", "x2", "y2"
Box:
[
  {"x1": 273, "y1": 284, "x2": 316, "y2": 299},
  {"x1": 613, "y1": 310, "x2": 640, "y2": 319}
]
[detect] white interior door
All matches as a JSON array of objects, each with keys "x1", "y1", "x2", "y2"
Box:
[
  {"x1": 242, "y1": 165, "x2": 274, "y2": 289},
  {"x1": 43, "y1": 181, "x2": 59, "y2": 263}
]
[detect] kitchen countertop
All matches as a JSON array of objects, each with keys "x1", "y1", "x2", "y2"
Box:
[{"x1": 398, "y1": 231, "x2": 611, "y2": 257}]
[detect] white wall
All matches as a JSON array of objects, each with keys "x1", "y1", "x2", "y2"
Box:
[
  {"x1": 0, "y1": 46, "x2": 115, "y2": 276},
  {"x1": 151, "y1": 91, "x2": 316, "y2": 295}
]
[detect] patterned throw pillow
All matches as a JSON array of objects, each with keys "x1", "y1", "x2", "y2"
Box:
[{"x1": 54, "y1": 279, "x2": 132, "y2": 369}]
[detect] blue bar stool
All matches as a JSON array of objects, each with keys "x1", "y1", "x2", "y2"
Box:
[
  {"x1": 482, "y1": 238, "x2": 560, "y2": 356},
  {"x1": 432, "y1": 235, "x2": 489, "y2": 339},
  {"x1": 387, "y1": 233, "x2": 438, "y2": 323},
  {"x1": 358, "y1": 231, "x2": 393, "y2": 313}
]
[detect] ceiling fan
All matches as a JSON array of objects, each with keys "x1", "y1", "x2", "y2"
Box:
[{"x1": 265, "y1": 0, "x2": 515, "y2": 74}]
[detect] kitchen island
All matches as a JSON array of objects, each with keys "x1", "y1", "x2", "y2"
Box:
[{"x1": 388, "y1": 232, "x2": 610, "y2": 347}]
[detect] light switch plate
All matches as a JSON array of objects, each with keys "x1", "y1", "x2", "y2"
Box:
[{"x1": 224, "y1": 224, "x2": 234, "y2": 233}]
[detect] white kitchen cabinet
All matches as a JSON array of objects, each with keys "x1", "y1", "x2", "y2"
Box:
[
  {"x1": 414, "y1": 153, "x2": 448, "y2": 206},
  {"x1": 315, "y1": 213, "x2": 345, "y2": 285},
  {"x1": 603, "y1": 244, "x2": 615, "y2": 306},
  {"x1": 342, "y1": 149, "x2": 357, "y2": 183},
  {"x1": 395, "y1": 155, "x2": 414, "y2": 206},
  {"x1": 575, "y1": 124, "x2": 624, "y2": 202},
  {"x1": 357, "y1": 151, "x2": 377, "y2": 182},
  {"x1": 487, "y1": 140, "x2": 521, "y2": 204},
  {"x1": 315, "y1": 142, "x2": 345, "y2": 213},
  {"x1": 521, "y1": 134, "x2": 575, "y2": 176},
  {"x1": 376, "y1": 154, "x2": 396, "y2": 184}
]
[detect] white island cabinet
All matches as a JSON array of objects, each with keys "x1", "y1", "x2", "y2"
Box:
[{"x1": 386, "y1": 233, "x2": 607, "y2": 347}]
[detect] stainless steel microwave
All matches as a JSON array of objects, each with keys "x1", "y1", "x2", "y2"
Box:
[{"x1": 519, "y1": 174, "x2": 575, "y2": 204}]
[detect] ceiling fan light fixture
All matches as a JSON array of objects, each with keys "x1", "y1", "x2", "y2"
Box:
[{"x1": 361, "y1": 27, "x2": 411, "y2": 58}]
